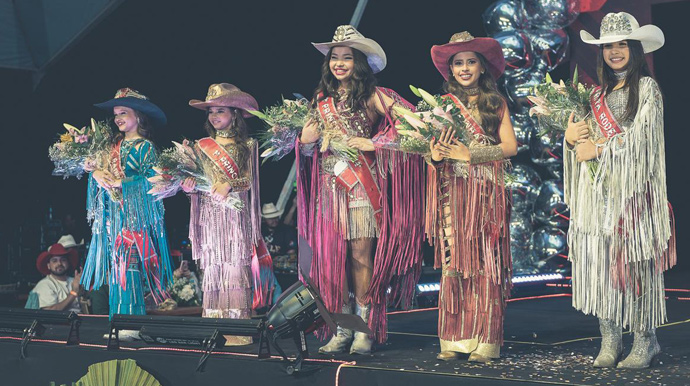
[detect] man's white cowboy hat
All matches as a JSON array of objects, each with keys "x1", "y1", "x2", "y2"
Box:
[
  {"x1": 261, "y1": 203, "x2": 284, "y2": 219},
  {"x1": 57, "y1": 234, "x2": 84, "y2": 248},
  {"x1": 312, "y1": 25, "x2": 387, "y2": 73},
  {"x1": 580, "y1": 12, "x2": 664, "y2": 53}
]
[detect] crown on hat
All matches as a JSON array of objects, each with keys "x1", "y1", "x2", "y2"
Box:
[
  {"x1": 600, "y1": 13, "x2": 634, "y2": 37},
  {"x1": 114, "y1": 88, "x2": 149, "y2": 100},
  {"x1": 332, "y1": 25, "x2": 365, "y2": 43},
  {"x1": 449, "y1": 31, "x2": 475, "y2": 43}
]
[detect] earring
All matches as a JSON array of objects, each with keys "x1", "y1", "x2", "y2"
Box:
[{"x1": 137, "y1": 117, "x2": 141, "y2": 125}]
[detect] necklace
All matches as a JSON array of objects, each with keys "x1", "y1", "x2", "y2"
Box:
[
  {"x1": 463, "y1": 86, "x2": 480, "y2": 96},
  {"x1": 215, "y1": 129, "x2": 237, "y2": 138},
  {"x1": 614, "y1": 70, "x2": 627, "y2": 81}
]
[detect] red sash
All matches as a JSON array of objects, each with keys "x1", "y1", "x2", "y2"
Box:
[
  {"x1": 316, "y1": 94, "x2": 382, "y2": 228},
  {"x1": 590, "y1": 86, "x2": 624, "y2": 139},
  {"x1": 109, "y1": 140, "x2": 125, "y2": 179},
  {"x1": 197, "y1": 137, "x2": 242, "y2": 181},
  {"x1": 444, "y1": 93, "x2": 486, "y2": 138}
]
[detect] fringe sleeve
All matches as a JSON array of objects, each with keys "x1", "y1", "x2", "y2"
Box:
[
  {"x1": 593, "y1": 77, "x2": 675, "y2": 266},
  {"x1": 562, "y1": 142, "x2": 580, "y2": 208}
]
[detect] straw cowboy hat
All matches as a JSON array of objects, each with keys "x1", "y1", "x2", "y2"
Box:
[
  {"x1": 94, "y1": 88, "x2": 167, "y2": 127},
  {"x1": 36, "y1": 243, "x2": 79, "y2": 276},
  {"x1": 431, "y1": 31, "x2": 506, "y2": 81},
  {"x1": 261, "y1": 203, "x2": 284, "y2": 219},
  {"x1": 312, "y1": 25, "x2": 387, "y2": 74},
  {"x1": 189, "y1": 83, "x2": 259, "y2": 118},
  {"x1": 57, "y1": 235, "x2": 84, "y2": 248},
  {"x1": 580, "y1": 12, "x2": 664, "y2": 53}
]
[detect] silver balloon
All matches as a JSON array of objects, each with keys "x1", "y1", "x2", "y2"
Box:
[
  {"x1": 519, "y1": 0, "x2": 579, "y2": 30},
  {"x1": 546, "y1": 163, "x2": 563, "y2": 179},
  {"x1": 494, "y1": 30, "x2": 534, "y2": 76},
  {"x1": 529, "y1": 127, "x2": 563, "y2": 167},
  {"x1": 526, "y1": 28, "x2": 569, "y2": 71},
  {"x1": 533, "y1": 179, "x2": 569, "y2": 228},
  {"x1": 483, "y1": 0, "x2": 524, "y2": 36},
  {"x1": 504, "y1": 67, "x2": 544, "y2": 108},
  {"x1": 529, "y1": 226, "x2": 568, "y2": 262},
  {"x1": 511, "y1": 211, "x2": 537, "y2": 273},
  {"x1": 507, "y1": 163, "x2": 542, "y2": 212},
  {"x1": 511, "y1": 114, "x2": 533, "y2": 153}
]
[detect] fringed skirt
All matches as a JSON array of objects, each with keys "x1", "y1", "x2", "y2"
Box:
[
  {"x1": 318, "y1": 157, "x2": 380, "y2": 241},
  {"x1": 109, "y1": 247, "x2": 146, "y2": 318},
  {"x1": 569, "y1": 232, "x2": 667, "y2": 331},
  {"x1": 190, "y1": 193, "x2": 252, "y2": 320}
]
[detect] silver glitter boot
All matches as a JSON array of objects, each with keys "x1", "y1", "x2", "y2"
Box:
[
  {"x1": 318, "y1": 303, "x2": 353, "y2": 354},
  {"x1": 593, "y1": 318, "x2": 623, "y2": 367},
  {"x1": 617, "y1": 329, "x2": 661, "y2": 369},
  {"x1": 350, "y1": 302, "x2": 373, "y2": 355}
]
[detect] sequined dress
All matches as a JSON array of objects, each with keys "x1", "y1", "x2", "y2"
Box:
[
  {"x1": 188, "y1": 138, "x2": 261, "y2": 326},
  {"x1": 563, "y1": 77, "x2": 676, "y2": 331}
]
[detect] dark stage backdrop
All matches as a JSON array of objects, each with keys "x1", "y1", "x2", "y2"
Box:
[{"x1": 0, "y1": 0, "x2": 687, "y2": 280}]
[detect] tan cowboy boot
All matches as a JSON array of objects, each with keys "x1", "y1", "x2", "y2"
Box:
[
  {"x1": 319, "y1": 303, "x2": 354, "y2": 354},
  {"x1": 350, "y1": 302, "x2": 373, "y2": 354}
]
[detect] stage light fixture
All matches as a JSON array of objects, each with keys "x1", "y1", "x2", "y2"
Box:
[{"x1": 0, "y1": 307, "x2": 80, "y2": 358}]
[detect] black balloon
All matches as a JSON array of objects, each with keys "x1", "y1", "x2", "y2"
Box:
[
  {"x1": 530, "y1": 127, "x2": 563, "y2": 167},
  {"x1": 527, "y1": 28, "x2": 569, "y2": 71},
  {"x1": 482, "y1": 0, "x2": 524, "y2": 36},
  {"x1": 511, "y1": 114, "x2": 533, "y2": 153}
]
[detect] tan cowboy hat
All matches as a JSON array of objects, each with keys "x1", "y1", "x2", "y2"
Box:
[
  {"x1": 580, "y1": 12, "x2": 664, "y2": 53},
  {"x1": 189, "y1": 83, "x2": 259, "y2": 118},
  {"x1": 36, "y1": 243, "x2": 79, "y2": 276},
  {"x1": 312, "y1": 25, "x2": 387, "y2": 74},
  {"x1": 261, "y1": 203, "x2": 284, "y2": 219},
  {"x1": 57, "y1": 235, "x2": 84, "y2": 248},
  {"x1": 431, "y1": 31, "x2": 506, "y2": 81}
]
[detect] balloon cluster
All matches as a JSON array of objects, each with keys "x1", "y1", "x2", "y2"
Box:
[{"x1": 483, "y1": 0, "x2": 579, "y2": 274}]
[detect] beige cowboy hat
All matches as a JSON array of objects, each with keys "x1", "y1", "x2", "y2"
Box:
[
  {"x1": 57, "y1": 235, "x2": 84, "y2": 248},
  {"x1": 580, "y1": 12, "x2": 664, "y2": 53},
  {"x1": 312, "y1": 25, "x2": 387, "y2": 73},
  {"x1": 189, "y1": 83, "x2": 259, "y2": 118},
  {"x1": 261, "y1": 203, "x2": 284, "y2": 219}
]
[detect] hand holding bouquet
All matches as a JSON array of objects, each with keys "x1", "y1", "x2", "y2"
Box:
[
  {"x1": 147, "y1": 140, "x2": 243, "y2": 210},
  {"x1": 48, "y1": 118, "x2": 113, "y2": 179},
  {"x1": 376, "y1": 85, "x2": 470, "y2": 155},
  {"x1": 248, "y1": 97, "x2": 310, "y2": 162}
]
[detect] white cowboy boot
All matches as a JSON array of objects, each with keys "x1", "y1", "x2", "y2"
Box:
[
  {"x1": 593, "y1": 318, "x2": 623, "y2": 367},
  {"x1": 319, "y1": 303, "x2": 353, "y2": 354},
  {"x1": 350, "y1": 302, "x2": 373, "y2": 355},
  {"x1": 617, "y1": 329, "x2": 661, "y2": 369}
]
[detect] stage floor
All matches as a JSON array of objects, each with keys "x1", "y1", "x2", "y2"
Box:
[{"x1": 2, "y1": 289, "x2": 689, "y2": 385}]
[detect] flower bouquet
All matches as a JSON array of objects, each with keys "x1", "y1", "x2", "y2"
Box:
[
  {"x1": 147, "y1": 140, "x2": 243, "y2": 210},
  {"x1": 168, "y1": 275, "x2": 201, "y2": 307},
  {"x1": 376, "y1": 85, "x2": 471, "y2": 155},
  {"x1": 48, "y1": 118, "x2": 113, "y2": 179},
  {"x1": 248, "y1": 97, "x2": 310, "y2": 162},
  {"x1": 528, "y1": 68, "x2": 599, "y2": 177}
]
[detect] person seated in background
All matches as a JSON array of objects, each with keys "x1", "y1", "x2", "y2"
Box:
[
  {"x1": 260, "y1": 203, "x2": 297, "y2": 272},
  {"x1": 27, "y1": 243, "x2": 82, "y2": 312}
]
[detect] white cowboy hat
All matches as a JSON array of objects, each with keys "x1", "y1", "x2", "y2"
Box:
[
  {"x1": 312, "y1": 25, "x2": 387, "y2": 73},
  {"x1": 57, "y1": 234, "x2": 84, "y2": 248},
  {"x1": 580, "y1": 12, "x2": 664, "y2": 53},
  {"x1": 261, "y1": 203, "x2": 284, "y2": 219}
]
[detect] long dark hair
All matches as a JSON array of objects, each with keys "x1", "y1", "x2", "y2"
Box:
[
  {"x1": 204, "y1": 107, "x2": 251, "y2": 173},
  {"x1": 444, "y1": 52, "x2": 505, "y2": 137},
  {"x1": 113, "y1": 109, "x2": 153, "y2": 143},
  {"x1": 312, "y1": 47, "x2": 377, "y2": 110},
  {"x1": 597, "y1": 39, "x2": 653, "y2": 122}
]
